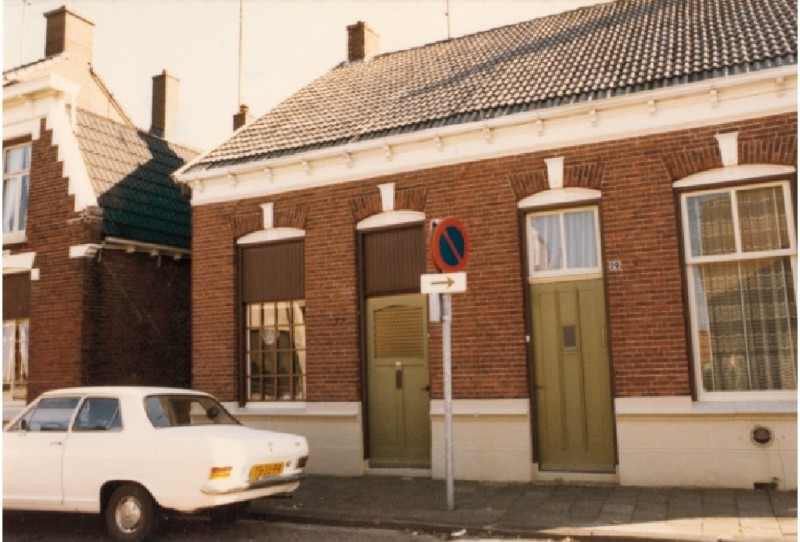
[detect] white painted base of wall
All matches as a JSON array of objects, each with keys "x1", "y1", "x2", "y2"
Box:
[
  {"x1": 430, "y1": 399, "x2": 532, "y2": 482},
  {"x1": 227, "y1": 401, "x2": 365, "y2": 476},
  {"x1": 615, "y1": 397, "x2": 797, "y2": 490}
]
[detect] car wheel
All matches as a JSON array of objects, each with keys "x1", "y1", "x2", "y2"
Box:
[{"x1": 105, "y1": 484, "x2": 159, "y2": 541}]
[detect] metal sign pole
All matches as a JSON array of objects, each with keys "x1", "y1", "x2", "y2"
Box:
[{"x1": 442, "y1": 293, "x2": 454, "y2": 511}]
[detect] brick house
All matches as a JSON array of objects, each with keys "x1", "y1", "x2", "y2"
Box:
[
  {"x1": 176, "y1": 0, "x2": 797, "y2": 488},
  {"x1": 3, "y1": 6, "x2": 195, "y2": 415}
]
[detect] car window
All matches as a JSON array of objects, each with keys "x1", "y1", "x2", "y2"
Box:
[
  {"x1": 73, "y1": 397, "x2": 122, "y2": 431},
  {"x1": 9, "y1": 397, "x2": 81, "y2": 432},
  {"x1": 144, "y1": 394, "x2": 240, "y2": 428}
]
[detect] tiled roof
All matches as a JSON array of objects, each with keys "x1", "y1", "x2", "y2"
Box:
[
  {"x1": 187, "y1": 0, "x2": 797, "y2": 173},
  {"x1": 74, "y1": 109, "x2": 196, "y2": 248}
]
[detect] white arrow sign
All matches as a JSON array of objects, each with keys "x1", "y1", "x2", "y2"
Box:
[{"x1": 421, "y1": 272, "x2": 467, "y2": 294}]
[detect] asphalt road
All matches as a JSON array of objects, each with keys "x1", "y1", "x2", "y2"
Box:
[{"x1": 2, "y1": 511, "x2": 450, "y2": 542}]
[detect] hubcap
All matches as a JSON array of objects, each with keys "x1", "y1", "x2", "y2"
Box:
[{"x1": 115, "y1": 496, "x2": 143, "y2": 533}]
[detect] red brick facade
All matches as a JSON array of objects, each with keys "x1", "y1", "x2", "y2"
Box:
[
  {"x1": 191, "y1": 113, "x2": 797, "y2": 403},
  {"x1": 6, "y1": 120, "x2": 191, "y2": 401}
]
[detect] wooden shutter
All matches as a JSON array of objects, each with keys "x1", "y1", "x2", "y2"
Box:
[
  {"x1": 363, "y1": 225, "x2": 425, "y2": 296},
  {"x1": 241, "y1": 241, "x2": 304, "y2": 302},
  {"x1": 3, "y1": 273, "x2": 31, "y2": 319}
]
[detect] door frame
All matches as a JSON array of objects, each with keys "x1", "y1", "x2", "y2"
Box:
[{"x1": 518, "y1": 202, "x2": 619, "y2": 470}]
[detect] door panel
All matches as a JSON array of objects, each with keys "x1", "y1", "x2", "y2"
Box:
[
  {"x1": 533, "y1": 279, "x2": 615, "y2": 472},
  {"x1": 367, "y1": 294, "x2": 430, "y2": 468}
]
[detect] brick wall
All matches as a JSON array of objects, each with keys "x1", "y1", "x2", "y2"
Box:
[
  {"x1": 8, "y1": 120, "x2": 191, "y2": 400},
  {"x1": 84, "y1": 250, "x2": 191, "y2": 388},
  {"x1": 191, "y1": 113, "x2": 797, "y2": 403}
]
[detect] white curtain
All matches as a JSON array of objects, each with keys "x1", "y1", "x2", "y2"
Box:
[
  {"x1": 3, "y1": 178, "x2": 20, "y2": 234},
  {"x1": 530, "y1": 215, "x2": 562, "y2": 271},
  {"x1": 3, "y1": 322, "x2": 15, "y2": 385},
  {"x1": 564, "y1": 210, "x2": 598, "y2": 269}
]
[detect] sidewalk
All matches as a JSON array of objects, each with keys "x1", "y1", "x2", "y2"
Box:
[{"x1": 250, "y1": 475, "x2": 797, "y2": 541}]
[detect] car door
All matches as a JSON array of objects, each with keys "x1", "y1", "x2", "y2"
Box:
[
  {"x1": 61, "y1": 396, "x2": 125, "y2": 511},
  {"x1": 3, "y1": 396, "x2": 81, "y2": 509}
]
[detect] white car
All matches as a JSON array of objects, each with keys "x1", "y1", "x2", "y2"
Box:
[{"x1": 3, "y1": 386, "x2": 309, "y2": 541}]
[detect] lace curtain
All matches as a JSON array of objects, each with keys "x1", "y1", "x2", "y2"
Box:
[{"x1": 689, "y1": 186, "x2": 797, "y2": 392}]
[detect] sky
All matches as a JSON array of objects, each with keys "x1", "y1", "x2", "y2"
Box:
[{"x1": 3, "y1": 0, "x2": 610, "y2": 151}]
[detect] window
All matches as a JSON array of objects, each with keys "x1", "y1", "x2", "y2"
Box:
[
  {"x1": 527, "y1": 207, "x2": 601, "y2": 279},
  {"x1": 73, "y1": 398, "x2": 122, "y2": 431},
  {"x1": 8, "y1": 396, "x2": 80, "y2": 432},
  {"x1": 3, "y1": 319, "x2": 28, "y2": 402},
  {"x1": 682, "y1": 182, "x2": 797, "y2": 398},
  {"x1": 246, "y1": 301, "x2": 306, "y2": 401},
  {"x1": 3, "y1": 144, "x2": 31, "y2": 243},
  {"x1": 144, "y1": 394, "x2": 240, "y2": 427},
  {"x1": 239, "y1": 240, "x2": 305, "y2": 402}
]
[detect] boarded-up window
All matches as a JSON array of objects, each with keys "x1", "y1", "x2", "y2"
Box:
[
  {"x1": 3, "y1": 273, "x2": 30, "y2": 319},
  {"x1": 241, "y1": 241, "x2": 304, "y2": 302},
  {"x1": 363, "y1": 225, "x2": 425, "y2": 296}
]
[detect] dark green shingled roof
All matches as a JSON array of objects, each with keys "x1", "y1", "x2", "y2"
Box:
[{"x1": 74, "y1": 109, "x2": 196, "y2": 249}]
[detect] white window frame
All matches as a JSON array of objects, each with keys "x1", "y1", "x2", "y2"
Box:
[
  {"x1": 526, "y1": 206, "x2": 603, "y2": 282},
  {"x1": 680, "y1": 180, "x2": 797, "y2": 401},
  {"x1": 3, "y1": 143, "x2": 31, "y2": 245}
]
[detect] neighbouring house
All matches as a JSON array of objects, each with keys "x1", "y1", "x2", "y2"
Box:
[
  {"x1": 175, "y1": 0, "x2": 797, "y2": 489},
  {"x1": 3, "y1": 6, "x2": 196, "y2": 416}
]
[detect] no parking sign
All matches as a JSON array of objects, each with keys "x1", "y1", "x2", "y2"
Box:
[{"x1": 429, "y1": 217, "x2": 469, "y2": 273}]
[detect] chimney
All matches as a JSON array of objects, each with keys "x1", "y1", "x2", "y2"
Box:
[
  {"x1": 347, "y1": 21, "x2": 379, "y2": 63},
  {"x1": 44, "y1": 6, "x2": 95, "y2": 65},
  {"x1": 233, "y1": 104, "x2": 253, "y2": 131},
  {"x1": 150, "y1": 70, "x2": 179, "y2": 140}
]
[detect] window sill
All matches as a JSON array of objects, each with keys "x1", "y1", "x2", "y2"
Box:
[
  {"x1": 615, "y1": 396, "x2": 797, "y2": 417},
  {"x1": 3, "y1": 232, "x2": 27, "y2": 246},
  {"x1": 223, "y1": 401, "x2": 360, "y2": 419}
]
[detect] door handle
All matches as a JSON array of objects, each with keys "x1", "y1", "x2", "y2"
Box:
[
  {"x1": 50, "y1": 441, "x2": 63, "y2": 446},
  {"x1": 395, "y1": 362, "x2": 403, "y2": 390},
  {"x1": 421, "y1": 385, "x2": 431, "y2": 393}
]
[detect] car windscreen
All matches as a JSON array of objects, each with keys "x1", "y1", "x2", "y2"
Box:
[{"x1": 144, "y1": 394, "x2": 240, "y2": 428}]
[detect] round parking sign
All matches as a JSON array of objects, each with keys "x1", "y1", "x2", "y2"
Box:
[{"x1": 430, "y1": 217, "x2": 470, "y2": 272}]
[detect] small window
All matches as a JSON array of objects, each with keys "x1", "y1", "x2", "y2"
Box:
[
  {"x1": 3, "y1": 144, "x2": 31, "y2": 244},
  {"x1": 3, "y1": 319, "x2": 29, "y2": 402},
  {"x1": 682, "y1": 182, "x2": 797, "y2": 399},
  {"x1": 528, "y1": 208, "x2": 601, "y2": 279},
  {"x1": 73, "y1": 398, "x2": 122, "y2": 431},
  {"x1": 10, "y1": 396, "x2": 80, "y2": 432},
  {"x1": 246, "y1": 301, "x2": 306, "y2": 401}
]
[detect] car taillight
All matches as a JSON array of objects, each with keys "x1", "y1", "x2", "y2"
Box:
[
  {"x1": 209, "y1": 466, "x2": 232, "y2": 480},
  {"x1": 297, "y1": 456, "x2": 308, "y2": 469}
]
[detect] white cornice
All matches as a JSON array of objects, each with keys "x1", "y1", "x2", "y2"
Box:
[{"x1": 177, "y1": 66, "x2": 797, "y2": 206}]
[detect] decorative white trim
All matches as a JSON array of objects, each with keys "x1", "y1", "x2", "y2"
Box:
[
  {"x1": 378, "y1": 183, "x2": 395, "y2": 212},
  {"x1": 715, "y1": 131, "x2": 739, "y2": 166},
  {"x1": 175, "y1": 66, "x2": 796, "y2": 207},
  {"x1": 356, "y1": 210, "x2": 425, "y2": 231},
  {"x1": 237, "y1": 227, "x2": 305, "y2": 245},
  {"x1": 2, "y1": 251, "x2": 36, "y2": 274},
  {"x1": 69, "y1": 243, "x2": 101, "y2": 258},
  {"x1": 429, "y1": 398, "x2": 529, "y2": 417},
  {"x1": 518, "y1": 187, "x2": 601, "y2": 209},
  {"x1": 261, "y1": 202, "x2": 274, "y2": 229},
  {"x1": 673, "y1": 164, "x2": 796, "y2": 189},
  {"x1": 544, "y1": 156, "x2": 564, "y2": 189}
]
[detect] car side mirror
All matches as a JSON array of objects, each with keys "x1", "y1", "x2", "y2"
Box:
[{"x1": 19, "y1": 419, "x2": 28, "y2": 432}]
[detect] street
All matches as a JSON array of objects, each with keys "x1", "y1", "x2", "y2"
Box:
[{"x1": 1, "y1": 511, "x2": 560, "y2": 542}]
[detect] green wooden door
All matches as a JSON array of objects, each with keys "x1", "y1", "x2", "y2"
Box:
[
  {"x1": 366, "y1": 294, "x2": 430, "y2": 468},
  {"x1": 532, "y1": 279, "x2": 615, "y2": 472}
]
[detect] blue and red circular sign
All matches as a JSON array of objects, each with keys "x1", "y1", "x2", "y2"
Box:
[{"x1": 430, "y1": 217, "x2": 470, "y2": 272}]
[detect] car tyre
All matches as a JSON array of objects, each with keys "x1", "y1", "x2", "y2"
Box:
[{"x1": 105, "y1": 483, "x2": 159, "y2": 542}]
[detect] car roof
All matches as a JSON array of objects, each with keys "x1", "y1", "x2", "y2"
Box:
[{"x1": 39, "y1": 386, "x2": 210, "y2": 400}]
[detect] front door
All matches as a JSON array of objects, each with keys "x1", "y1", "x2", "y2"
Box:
[
  {"x1": 532, "y1": 278, "x2": 615, "y2": 472},
  {"x1": 366, "y1": 294, "x2": 430, "y2": 468}
]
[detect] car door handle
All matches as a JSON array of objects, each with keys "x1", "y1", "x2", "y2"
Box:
[{"x1": 50, "y1": 441, "x2": 63, "y2": 446}]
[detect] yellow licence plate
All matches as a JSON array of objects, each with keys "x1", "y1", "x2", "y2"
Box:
[{"x1": 249, "y1": 462, "x2": 284, "y2": 480}]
